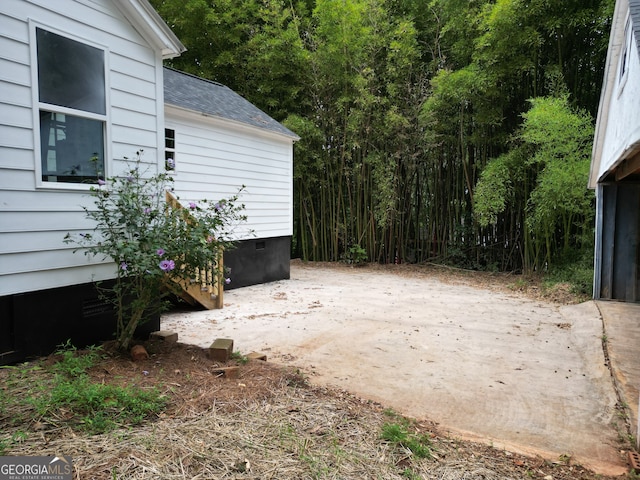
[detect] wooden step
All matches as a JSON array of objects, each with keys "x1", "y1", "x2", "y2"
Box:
[
  {"x1": 164, "y1": 189, "x2": 224, "y2": 310},
  {"x1": 172, "y1": 278, "x2": 223, "y2": 310}
]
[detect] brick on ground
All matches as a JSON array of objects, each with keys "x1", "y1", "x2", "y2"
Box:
[
  {"x1": 208, "y1": 338, "x2": 234, "y2": 362},
  {"x1": 247, "y1": 352, "x2": 267, "y2": 361},
  {"x1": 212, "y1": 366, "x2": 240, "y2": 379},
  {"x1": 150, "y1": 330, "x2": 178, "y2": 343}
]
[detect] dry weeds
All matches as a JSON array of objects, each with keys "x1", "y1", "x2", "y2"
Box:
[
  {"x1": 295, "y1": 260, "x2": 589, "y2": 305},
  {"x1": 1, "y1": 339, "x2": 623, "y2": 480}
]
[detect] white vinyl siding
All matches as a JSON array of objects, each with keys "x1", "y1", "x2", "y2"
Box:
[
  {"x1": 599, "y1": 11, "x2": 640, "y2": 182},
  {"x1": 0, "y1": 0, "x2": 168, "y2": 296},
  {"x1": 619, "y1": 15, "x2": 632, "y2": 85},
  {"x1": 0, "y1": 263, "x2": 116, "y2": 297},
  {"x1": 166, "y1": 107, "x2": 294, "y2": 240}
]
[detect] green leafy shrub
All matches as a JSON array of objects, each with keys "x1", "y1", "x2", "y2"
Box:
[
  {"x1": 342, "y1": 244, "x2": 368, "y2": 265},
  {"x1": 545, "y1": 247, "x2": 594, "y2": 298},
  {"x1": 65, "y1": 152, "x2": 247, "y2": 350},
  {"x1": 231, "y1": 351, "x2": 249, "y2": 365}
]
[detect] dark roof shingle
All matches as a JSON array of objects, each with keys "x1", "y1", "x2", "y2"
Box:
[{"x1": 163, "y1": 67, "x2": 299, "y2": 140}]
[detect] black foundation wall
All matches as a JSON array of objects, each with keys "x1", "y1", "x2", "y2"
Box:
[
  {"x1": 224, "y1": 236, "x2": 291, "y2": 289},
  {"x1": 0, "y1": 280, "x2": 159, "y2": 365},
  {"x1": 0, "y1": 236, "x2": 290, "y2": 364}
]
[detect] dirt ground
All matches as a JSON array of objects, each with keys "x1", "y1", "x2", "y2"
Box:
[
  {"x1": 1, "y1": 339, "x2": 623, "y2": 479},
  {"x1": 162, "y1": 261, "x2": 633, "y2": 477},
  {"x1": 96, "y1": 340, "x2": 630, "y2": 479},
  {"x1": 1, "y1": 262, "x2": 634, "y2": 479}
]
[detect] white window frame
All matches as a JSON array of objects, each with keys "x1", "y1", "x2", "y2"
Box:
[
  {"x1": 29, "y1": 21, "x2": 111, "y2": 190},
  {"x1": 618, "y1": 13, "x2": 632, "y2": 95},
  {"x1": 165, "y1": 128, "x2": 176, "y2": 172}
]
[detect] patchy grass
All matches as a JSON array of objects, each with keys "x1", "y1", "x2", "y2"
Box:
[
  {"x1": 1, "y1": 342, "x2": 166, "y2": 435},
  {"x1": 0, "y1": 341, "x2": 623, "y2": 479},
  {"x1": 381, "y1": 410, "x2": 432, "y2": 459}
]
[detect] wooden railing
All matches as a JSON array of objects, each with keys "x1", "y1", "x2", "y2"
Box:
[{"x1": 166, "y1": 190, "x2": 224, "y2": 309}]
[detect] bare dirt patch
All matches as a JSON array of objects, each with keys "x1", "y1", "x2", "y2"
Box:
[
  {"x1": 311, "y1": 260, "x2": 586, "y2": 305},
  {"x1": 1, "y1": 339, "x2": 623, "y2": 479},
  {"x1": 1, "y1": 262, "x2": 630, "y2": 478},
  {"x1": 161, "y1": 260, "x2": 632, "y2": 475}
]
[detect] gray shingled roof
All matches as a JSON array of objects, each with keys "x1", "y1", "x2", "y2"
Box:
[
  {"x1": 163, "y1": 67, "x2": 299, "y2": 140},
  {"x1": 632, "y1": 0, "x2": 640, "y2": 57}
]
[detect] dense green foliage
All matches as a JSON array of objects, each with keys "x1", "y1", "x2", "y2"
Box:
[
  {"x1": 65, "y1": 152, "x2": 246, "y2": 350},
  {"x1": 474, "y1": 95, "x2": 595, "y2": 272},
  {"x1": 151, "y1": 0, "x2": 614, "y2": 278}
]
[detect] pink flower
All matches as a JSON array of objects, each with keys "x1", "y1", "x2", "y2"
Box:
[
  {"x1": 97, "y1": 179, "x2": 106, "y2": 185},
  {"x1": 156, "y1": 248, "x2": 165, "y2": 256},
  {"x1": 159, "y1": 259, "x2": 175, "y2": 272},
  {"x1": 225, "y1": 278, "x2": 231, "y2": 285},
  {"x1": 189, "y1": 202, "x2": 197, "y2": 209},
  {"x1": 120, "y1": 262, "x2": 128, "y2": 271}
]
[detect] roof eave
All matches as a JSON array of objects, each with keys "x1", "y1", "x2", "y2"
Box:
[
  {"x1": 590, "y1": 0, "x2": 628, "y2": 188},
  {"x1": 113, "y1": 0, "x2": 185, "y2": 59},
  {"x1": 165, "y1": 103, "x2": 300, "y2": 141}
]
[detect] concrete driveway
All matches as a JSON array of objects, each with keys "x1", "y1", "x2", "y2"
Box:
[{"x1": 162, "y1": 262, "x2": 632, "y2": 476}]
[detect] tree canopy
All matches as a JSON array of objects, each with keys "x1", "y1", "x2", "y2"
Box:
[{"x1": 150, "y1": 0, "x2": 614, "y2": 279}]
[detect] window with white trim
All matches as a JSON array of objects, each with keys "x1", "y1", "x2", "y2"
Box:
[
  {"x1": 36, "y1": 28, "x2": 106, "y2": 184},
  {"x1": 619, "y1": 15, "x2": 632, "y2": 85},
  {"x1": 165, "y1": 128, "x2": 176, "y2": 171}
]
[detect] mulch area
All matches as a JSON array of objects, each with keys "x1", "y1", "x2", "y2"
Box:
[{"x1": 1, "y1": 336, "x2": 627, "y2": 479}]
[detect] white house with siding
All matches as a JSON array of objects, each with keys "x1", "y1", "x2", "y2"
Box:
[
  {"x1": 0, "y1": 0, "x2": 297, "y2": 364},
  {"x1": 163, "y1": 67, "x2": 299, "y2": 289},
  {"x1": 590, "y1": 0, "x2": 640, "y2": 303}
]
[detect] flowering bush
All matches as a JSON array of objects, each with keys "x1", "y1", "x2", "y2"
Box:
[{"x1": 65, "y1": 152, "x2": 247, "y2": 350}]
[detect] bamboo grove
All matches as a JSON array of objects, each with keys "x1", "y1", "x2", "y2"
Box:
[{"x1": 151, "y1": 0, "x2": 614, "y2": 275}]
